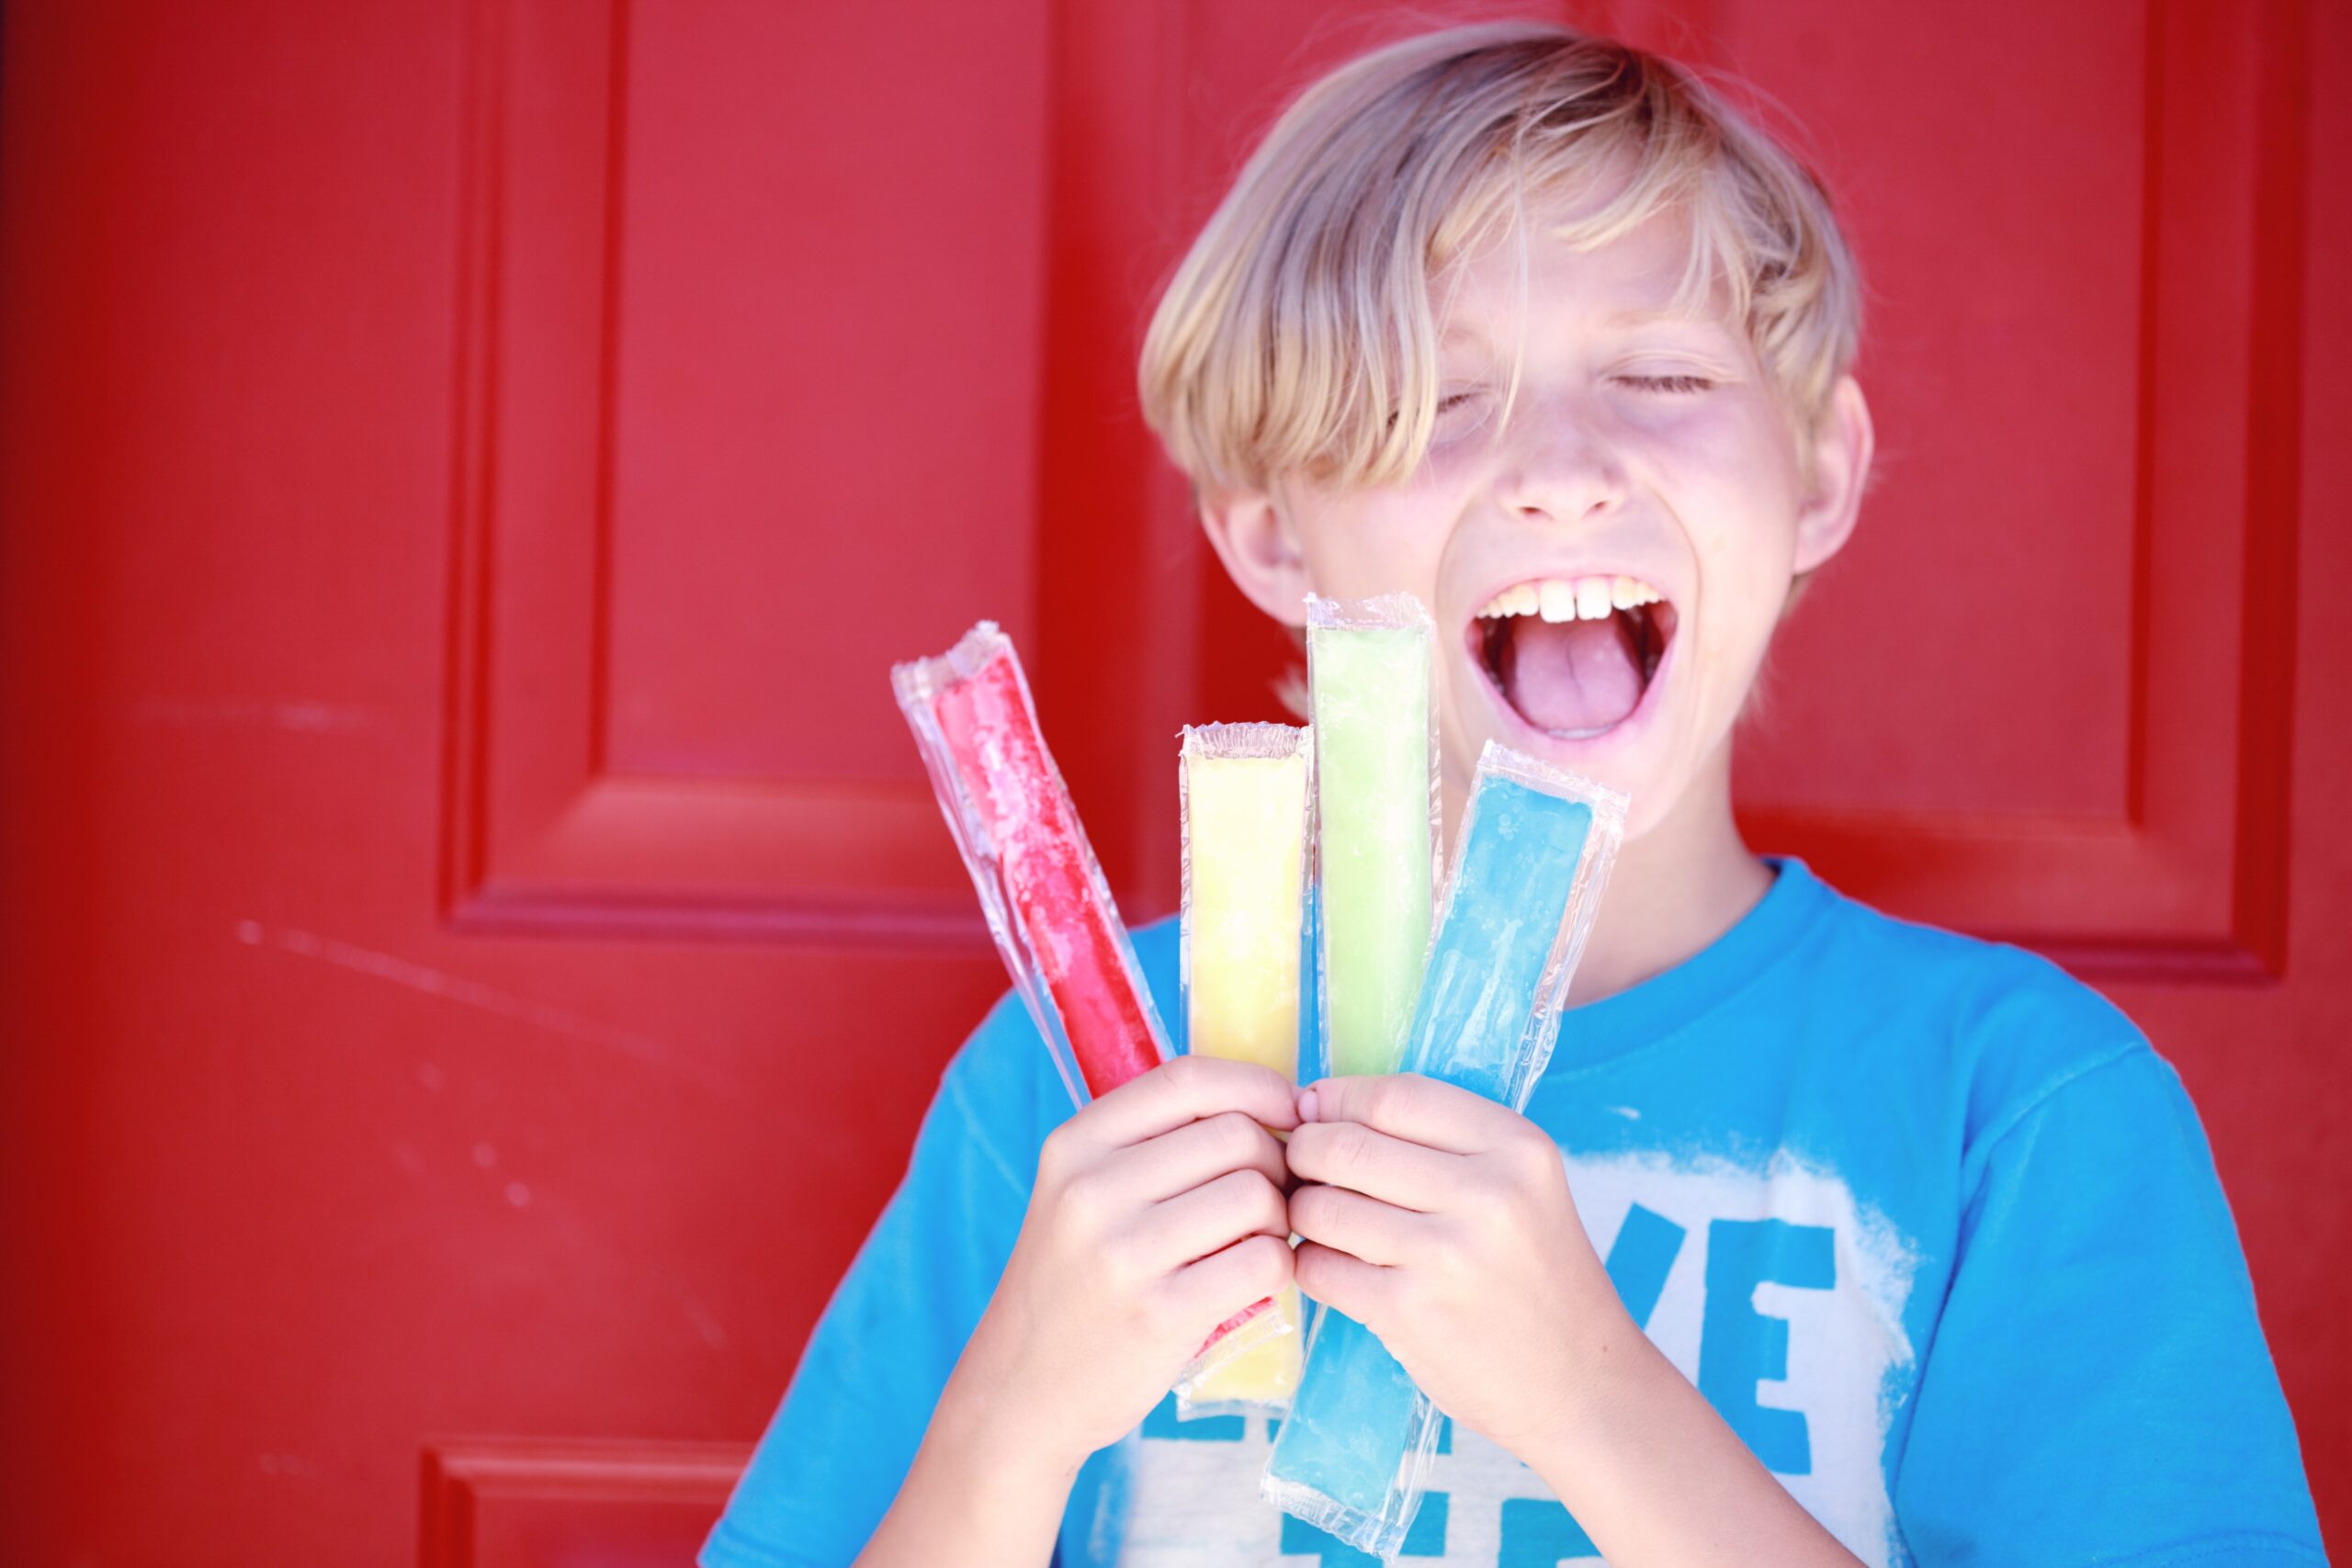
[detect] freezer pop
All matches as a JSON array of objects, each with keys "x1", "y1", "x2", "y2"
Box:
[
  {"x1": 1179, "y1": 723, "x2": 1311, "y2": 1077},
  {"x1": 891, "y1": 622, "x2": 1170, "y2": 1107},
  {"x1": 1172, "y1": 722, "x2": 1312, "y2": 1411},
  {"x1": 1262, "y1": 742, "x2": 1626, "y2": 1561},
  {"x1": 1306, "y1": 593, "x2": 1439, "y2": 1080}
]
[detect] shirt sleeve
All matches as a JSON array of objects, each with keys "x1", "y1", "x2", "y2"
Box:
[
  {"x1": 699, "y1": 992, "x2": 1066, "y2": 1568},
  {"x1": 1892, "y1": 1043, "x2": 2326, "y2": 1564}
]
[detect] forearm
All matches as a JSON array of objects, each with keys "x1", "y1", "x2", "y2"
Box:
[
  {"x1": 1521, "y1": 1320, "x2": 1864, "y2": 1568},
  {"x1": 852, "y1": 1361, "x2": 1080, "y2": 1568}
]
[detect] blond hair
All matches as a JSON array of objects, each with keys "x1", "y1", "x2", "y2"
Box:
[{"x1": 1138, "y1": 20, "x2": 1861, "y2": 493}]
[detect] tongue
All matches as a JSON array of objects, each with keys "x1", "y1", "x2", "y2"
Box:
[{"x1": 1498, "y1": 614, "x2": 1645, "y2": 735}]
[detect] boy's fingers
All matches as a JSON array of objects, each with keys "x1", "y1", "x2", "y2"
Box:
[
  {"x1": 1288, "y1": 1182, "x2": 1427, "y2": 1267},
  {"x1": 1291, "y1": 1239, "x2": 1393, "y2": 1323},
  {"x1": 1170, "y1": 1233, "x2": 1294, "y2": 1331},
  {"x1": 1284, "y1": 1121, "x2": 1453, "y2": 1211},
  {"x1": 1131, "y1": 1168, "x2": 1289, "y2": 1270},
  {"x1": 1080, "y1": 1055, "x2": 1301, "y2": 1148},
  {"x1": 1296, "y1": 1072, "x2": 1517, "y2": 1155},
  {"x1": 1105, "y1": 1111, "x2": 1287, "y2": 1204}
]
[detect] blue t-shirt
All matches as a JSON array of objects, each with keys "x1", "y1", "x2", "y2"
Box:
[{"x1": 703, "y1": 859, "x2": 2324, "y2": 1567}]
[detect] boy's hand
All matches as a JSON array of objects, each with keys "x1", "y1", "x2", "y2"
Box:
[
  {"x1": 1285, "y1": 1073, "x2": 1631, "y2": 1457},
  {"x1": 952, "y1": 1055, "x2": 1299, "y2": 1471}
]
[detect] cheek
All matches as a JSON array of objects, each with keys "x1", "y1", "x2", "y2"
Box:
[
  {"x1": 1634, "y1": 431, "x2": 1804, "y2": 763},
  {"x1": 1290, "y1": 494, "x2": 1451, "y2": 602},
  {"x1": 1661, "y1": 423, "x2": 1805, "y2": 621},
  {"x1": 1695, "y1": 514, "x2": 1798, "y2": 619},
  {"x1": 1683, "y1": 528, "x2": 1795, "y2": 716}
]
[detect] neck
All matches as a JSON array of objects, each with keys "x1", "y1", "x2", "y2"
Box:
[
  {"x1": 1443, "y1": 733, "x2": 1769, "y2": 1009},
  {"x1": 1571, "y1": 741, "x2": 1769, "y2": 1004}
]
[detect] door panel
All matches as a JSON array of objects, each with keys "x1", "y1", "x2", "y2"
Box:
[{"x1": 447, "y1": 0, "x2": 1046, "y2": 942}]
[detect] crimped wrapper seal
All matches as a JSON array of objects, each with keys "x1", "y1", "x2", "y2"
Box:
[
  {"x1": 1180, "y1": 718, "x2": 1317, "y2": 759},
  {"x1": 891, "y1": 620, "x2": 1172, "y2": 1110},
  {"x1": 1260, "y1": 1376, "x2": 1442, "y2": 1558}
]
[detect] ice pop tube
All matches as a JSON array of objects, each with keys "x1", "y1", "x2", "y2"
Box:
[
  {"x1": 1170, "y1": 723, "x2": 1312, "y2": 1413},
  {"x1": 1306, "y1": 593, "x2": 1440, "y2": 1080},
  {"x1": 891, "y1": 622, "x2": 1170, "y2": 1107},
  {"x1": 1262, "y1": 742, "x2": 1626, "y2": 1561}
]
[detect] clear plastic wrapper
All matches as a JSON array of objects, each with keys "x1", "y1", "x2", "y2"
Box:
[
  {"x1": 1170, "y1": 722, "x2": 1313, "y2": 1414},
  {"x1": 1305, "y1": 592, "x2": 1442, "y2": 1082},
  {"x1": 1262, "y1": 740, "x2": 1628, "y2": 1561},
  {"x1": 890, "y1": 621, "x2": 1171, "y2": 1109},
  {"x1": 1400, "y1": 743, "x2": 1625, "y2": 1102},
  {"x1": 896, "y1": 626, "x2": 1273, "y2": 1404}
]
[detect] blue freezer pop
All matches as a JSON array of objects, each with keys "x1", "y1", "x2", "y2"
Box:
[
  {"x1": 1396, "y1": 779, "x2": 1594, "y2": 1095},
  {"x1": 1263, "y1": 772, "x2": 1596, "y2": 1558}
]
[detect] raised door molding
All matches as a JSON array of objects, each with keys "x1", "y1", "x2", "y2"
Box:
[{"x1": 419, "y1": 1438, "x2": 747, "y2": 1568}]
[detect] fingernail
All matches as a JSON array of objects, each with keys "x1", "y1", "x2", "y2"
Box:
[{"x1": 1296, "y1": 1087, "x2": 1320, "y2": 1123}]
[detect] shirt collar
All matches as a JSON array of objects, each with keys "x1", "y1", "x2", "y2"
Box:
[{"x1": 1531, "y1": 855, "x2": 1835, "y2": 1082}]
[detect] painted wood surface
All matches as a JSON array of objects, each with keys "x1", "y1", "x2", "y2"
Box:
[{"x1": 0, "y1": 0, "x2": 2340, "y2": 1560}]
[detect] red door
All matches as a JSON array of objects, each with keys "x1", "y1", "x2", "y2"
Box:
[{"x1": 1, "y1": 2, "x2": 2341, "y2": 1563}]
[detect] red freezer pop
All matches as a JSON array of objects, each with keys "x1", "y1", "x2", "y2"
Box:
[
  {"x1": 897, "y1": 624, "x2": 1269, "y2": 1376},
  {"x1": 917, "y1": 633, "x2": 1165, "y2": 1097}
]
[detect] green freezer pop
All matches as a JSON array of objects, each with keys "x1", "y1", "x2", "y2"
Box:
[{"x1": 1307, "y1": 593, "x2": 1438, "y2": 1080}]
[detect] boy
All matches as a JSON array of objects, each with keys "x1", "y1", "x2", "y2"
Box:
[{"x1": 704, "y1": 22, "x2": 2324, "y2": 1567}]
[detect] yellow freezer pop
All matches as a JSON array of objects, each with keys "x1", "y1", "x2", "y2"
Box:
[{"x1": 1176, "y1": 722, "x2": 1311, "y2": 1409}]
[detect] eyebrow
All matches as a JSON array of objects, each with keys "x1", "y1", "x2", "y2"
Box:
[
  {"x1": 1608, "y1": 306, "x2": 1715, "y2": 326},
  {"x1": 1437, "y1": 309, "x2": 1734, "y2": 347}
]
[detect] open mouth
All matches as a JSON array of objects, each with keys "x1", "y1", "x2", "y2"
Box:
[{"x1": 1468, "y1": 575, "x2": 1679, "y2": 740}]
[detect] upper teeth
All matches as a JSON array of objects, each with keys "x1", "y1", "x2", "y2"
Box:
[{"x1": 1476, "y1": 576, "x2": 1663, "y2": 622}]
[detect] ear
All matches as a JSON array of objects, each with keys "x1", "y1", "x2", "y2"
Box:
[
  {"x1": 1197, "y1": 482, "x2": 1314, "y2": 626},
  {"x1": 1792, "y1": 376, "x2": 1874, "y2": 575}
]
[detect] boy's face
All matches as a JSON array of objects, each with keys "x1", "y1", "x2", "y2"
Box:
[{"x1": 1204, "y1": 201, "x2": 1871, "y2": 840}]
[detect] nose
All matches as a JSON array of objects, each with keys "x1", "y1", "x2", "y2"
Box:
[{"x1": 1495, "y1": 394, "x2": 1627, "y2": 527}]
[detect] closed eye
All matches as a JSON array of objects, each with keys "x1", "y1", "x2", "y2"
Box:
[
  {"x1": 1385, "y1": 389, "x2": 1489, "y2": 434},
  {"x1": 1617, "y1": 373, "x2": 1714, "y2": 394},
  {"x1": 1429, "y1": 389, "x2": 1496, "y2": 442}
]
